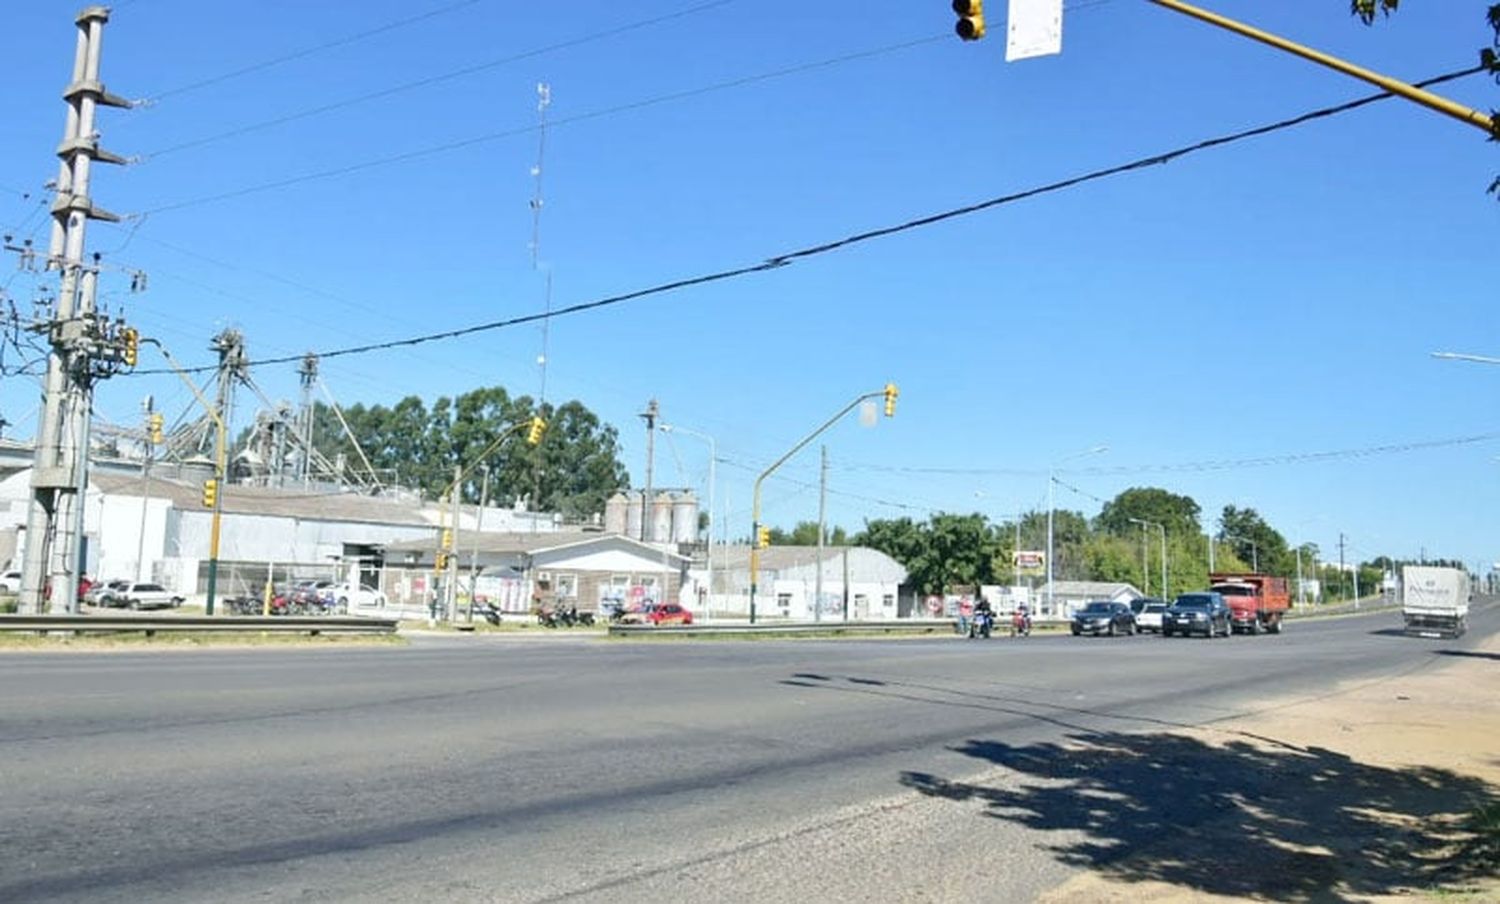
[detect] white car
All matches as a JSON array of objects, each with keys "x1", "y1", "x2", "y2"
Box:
[
  {"x1": 0, "y1": 570, "x2": 23, "y2": 593},
  {"x1": 333, "y1": 582, "x2": 386, "y2": 613},
  {"x1": 115, "y1": 582, "x2": 185, "y2": 610},
  {"x1": 1136, "y1": 601, "x2": 1168, "y2": 634}
]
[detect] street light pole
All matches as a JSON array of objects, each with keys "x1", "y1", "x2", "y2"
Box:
[
  {"x1": 1130, "y1": 518, "x2": 1167, "y2": 601},
  {"x1": 143, "y1": 338, "x2": 228, "y2": 614},
  {"x1": 660, "y1": 423, "x2": 716, "y2": 616},
  {"x1": 1046, "y1": 445, "x2": 1107, "y2": 616},
  {"x1": 750, "y1": 385, "x2": 897, "y2": 624}
]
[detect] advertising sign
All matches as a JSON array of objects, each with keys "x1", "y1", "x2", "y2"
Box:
[{"x1": 1013, "y1": 551, "x2": 1046, "y2": 574}]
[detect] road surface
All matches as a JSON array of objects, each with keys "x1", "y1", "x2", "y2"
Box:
[{"x1": 1, "y1": 600, "x2": 1493, "y2": 902}]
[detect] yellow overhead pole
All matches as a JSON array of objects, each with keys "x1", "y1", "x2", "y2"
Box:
[
  {"x1": 435, "y1": 416, "x2": 547, "y2": 620},
  {"x1": 141, "y1": 338, "x2": 228, "y2": 614},
  {"x1": 1149, "y1": 0, "x2": 1497, "y2": 138}
]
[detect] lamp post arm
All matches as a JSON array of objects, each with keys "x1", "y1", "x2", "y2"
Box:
[
  {"x1": 144, "y1": 338, "x2": 228, "y2": 614},
  {"x1": 750, "y1": 389, "x2": 885, "y2": 624}
]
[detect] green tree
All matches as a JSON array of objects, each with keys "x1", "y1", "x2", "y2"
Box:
[
  {"x1": 1095, "y1": 486, "x2": 1203, "y2": 538},
  {"x1": 277, "y1": 387, "x2": 629, "y2": 516},
  {"x1": 1217, "y1": 505, "x2": 1292, "y2": 576},
  {"x1": 768, "y1": 521, "x2": 850, "y2": 545}
]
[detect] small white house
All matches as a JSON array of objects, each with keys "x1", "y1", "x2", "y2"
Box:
[{"x1": 708, "y1": 545, "x2": 908, "y2": 620}]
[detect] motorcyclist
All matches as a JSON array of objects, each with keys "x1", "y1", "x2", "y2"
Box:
[{"x1": 1012, "y1": 602, "x2": 1032, "y2": 636}]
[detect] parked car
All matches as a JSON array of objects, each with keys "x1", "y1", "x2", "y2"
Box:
[
  {"x1": 646, "y1": 603, "x2": 694, "y2": 626},
  {"x1": 1070, "y1": 600, "x2": 1136, "y2": 636},
  {"x1": 84, "y1": 579, "x2": 132, "y2": 607},
  {"x1": 1163, "y1": 592, "x2": 1232, "y2": 638},
  {"x1": 1136, "y1": 601, "x2": 1169, "y2": 634},
  {"x1": 332, "y1": 582, "x2": 386, "y2": 612},
  {"x1": 0, "y1": 570, "x2": 22, "y2": 593},
  {"x1": 619, "y1": 603, "x2": 694, "y2": 626},
  {"x1": 114, "y1": 582, "x2": 185, "y2": 610}
]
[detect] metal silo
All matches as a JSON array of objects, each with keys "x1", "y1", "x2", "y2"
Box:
[
  {"x1": 651, "y1": 492, "x2": 673, "y2": 543},
  {"x1": 672, "y1": 492, "x2": 698, "y2": 544},
  {"x1": 625, "y1": 492, "x2": 643, "y2": 541},
  {"x1": 604, "y1": 492, "x2": 629, "y2": 535}
]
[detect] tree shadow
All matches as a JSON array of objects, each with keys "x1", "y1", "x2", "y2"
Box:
[
  {"x1": 901, "y1": 731, "x2": 1499, "y2": 901},
  {"x1": 1436, "y1": 650, "x2": 1500, "y2": 662}
]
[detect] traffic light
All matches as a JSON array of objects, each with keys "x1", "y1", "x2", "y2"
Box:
[
  {"x1": 883, "y1": 382, "x2": 899, "y2": 417},
  {"x1": 435, "y1": 551, "x2": 449, "y2": 572},
  {"x1": 953, "y1": 0, "x2": 985, "y2": 40},
  {"x1": 148, "y1": 413, "x2": 164, "y2": 445},
  {"x1": 441, "y1": 527, "x2": 453, "y2": 550},
  {"x1": 526, "y1": 416, "x2": 546, "y2": 446},
  {"x1": 122, "y1": 327, "x2": 139, "y2": 367},
  {"x1": 201, "y1": 478, "x2": 217, "y2": 508},
  {"x1": 757, "y1": 526, "x2": 771, "y2": 548}
]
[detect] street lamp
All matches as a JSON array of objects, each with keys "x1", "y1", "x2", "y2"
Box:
[
  {"x1": 1047, "y1": 445, "x2": 1107, "y2": 616},
  {"x1": 1129, "y1": 518, "x2": 1167, "y2": 601},
  {"x1": 660, "y1": 423, "x2": 716, "y2": 616}
]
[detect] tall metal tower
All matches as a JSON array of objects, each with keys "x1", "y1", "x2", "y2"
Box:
[{"x1": 20, "y1": 7, "x2": 131, "y2": 614}]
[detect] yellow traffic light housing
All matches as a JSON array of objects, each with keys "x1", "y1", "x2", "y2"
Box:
[
  {"x1": 953, "y1": 0, "x2": 985, "y2": 40},
  {"x1": 757, "y1": 525, "x2": 771, "y2": 548},
  {"x1": 148, "y1": 413, "x2": 164, "y2": 445},
  {"x1": 202, "y1": 478, "x2": 217, "y2": 508},
  {"x1": 435, "y1": 551, "x2": 449, "y2": 572},
  {"x1": 122, "y1": 327, "x2": 139, "y2": 367},
  {"x1": 441, "y1": 527, "x2": 453, "y2": 550},
  {"x1": 527, "y1": 416, "x2": 546, "y2": 446},
  {"x1": 883, "y1": 383, "x2": 899, "y2": 417}
]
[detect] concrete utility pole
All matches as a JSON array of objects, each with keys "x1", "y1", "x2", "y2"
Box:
[
  {"x1": 20, "y1": 7, "x2": 131, "y2": 615},
  {"x1": 297, "y1": 353, "x2": 318, "y2": 486},
  {"x1": 639, "y1": 398, "x2": 658, "y2": 541},
  {"x1": 815, "y1": 444, "x2": 827, "y2": 622},
  {"x1": 1339, "y1": 532, "x2": 1347, "y2": 601}
]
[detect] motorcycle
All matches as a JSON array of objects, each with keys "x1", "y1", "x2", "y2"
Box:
[
  {"x1": 968, "y1": 609, "x2": 994, "y2": 639},
  {"x1": 1010, "y1": 609, "x2": 1032, "y2": 638},
  {"x1": 474, "y1": 601, "x2": 503, "y2": 626}
]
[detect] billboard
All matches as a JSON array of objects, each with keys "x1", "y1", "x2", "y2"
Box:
[{"x1": 1013, "y1": 551, "x2": 1046, "y2": 574}]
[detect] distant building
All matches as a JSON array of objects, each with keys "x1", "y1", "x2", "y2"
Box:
[{"x1": 707, "y1": 545, "x2": 908, "y2": 620}]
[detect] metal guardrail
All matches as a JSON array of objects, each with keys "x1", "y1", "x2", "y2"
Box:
[
  {"x1": 609, "y1": 619, "x2": 958, "y2": 638},
  {"x1": 0, "y1": 615, "x2": 399, "y2": 635},
  {"x1": 1284, "y1": 597, "x2": 1398, "y2": 620}
]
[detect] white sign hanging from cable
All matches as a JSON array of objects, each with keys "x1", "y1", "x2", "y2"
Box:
[{"x1": 1006, "y1": 0, "x2": 1064, "y2": 61}]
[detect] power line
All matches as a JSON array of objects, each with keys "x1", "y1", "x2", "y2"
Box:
[
  {"x1": 138, "y1": 33, "x2": 947, "y2": 216},
  {"x1": 837, "y1": 431, "x2": 1500, "y2": 477},
  {"x1": 140, "y1": 0, "x2": 740, "y2": 159},
  {"x1": 131, "y1": 64, "x2": 1486, "y2": 376},
  {"x1": 138, "y1": 0, "x2": 491, "y2": 102}
]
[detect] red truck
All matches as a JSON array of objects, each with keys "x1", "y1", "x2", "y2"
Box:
[{"x1": 1208, "y1": 573, "x2": 1289, "y2": 635}]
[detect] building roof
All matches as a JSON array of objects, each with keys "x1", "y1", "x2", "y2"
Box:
[
  {"x1": 91, "y1": 471, "x2": 434, "y2": 527},
  {"x1": 1048, "y1": 581, "x2": 1143, "y2": 598},
  {"x1": 382, "y1": 530, "x2": 690, "y2": 562}
]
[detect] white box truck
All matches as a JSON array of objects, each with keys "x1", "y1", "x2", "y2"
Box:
[{"x1": 1401, "y1": 565, "x2": 1470, "y2": 639}]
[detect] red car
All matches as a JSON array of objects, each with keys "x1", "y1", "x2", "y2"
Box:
[
  {"x1": 646, "y1": 603, "x2": 694, "y2": 626},
  {"x1": 618, "y1": 603, "x2": 694, "y2": 626}
]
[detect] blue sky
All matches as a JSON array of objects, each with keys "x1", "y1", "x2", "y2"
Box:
[{"x1": 1, "y1": 1, "x2": 1496, "y2": 569}]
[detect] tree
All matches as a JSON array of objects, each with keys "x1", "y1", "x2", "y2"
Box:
[
  {"x1": 270, "y1": 387, "x2": 629, "y2": 517},
  {"x1": 1095, "y1": 487, "x2": 1202, "y2": 538},
  {"x1": 769, "y1": 522, "x2": 849, "y2": 546},
  {"x1": 1217, "y1": 505, "x2": 1291, "y2": 576}
]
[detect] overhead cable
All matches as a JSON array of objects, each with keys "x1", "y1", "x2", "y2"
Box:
[
  {"x1": 138, "y1": 0, "x2": 491, "y2": 102},
  {"x1": 131, "y1": 63, "x2": 1486, "y2": 377},
  {"x1": 141, "y1": 0, "x2": 740, "y2": 159}
]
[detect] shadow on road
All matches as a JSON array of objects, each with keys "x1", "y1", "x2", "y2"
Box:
[
  {"x1": 901, "y1": 731, "x2": 1499, "y2": 902},
  {"x1": 1436, "y1": 649, "x2": 1500, "y2": 662}
]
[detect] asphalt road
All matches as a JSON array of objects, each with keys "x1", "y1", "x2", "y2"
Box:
[{"x1": 2, "y1": 600, "x2": 1495, "y2": 903}]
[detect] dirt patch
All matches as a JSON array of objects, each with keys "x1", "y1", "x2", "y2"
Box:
[{"x1": 1024, "y1": 633, "x2": 1500, "y2": 903}]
